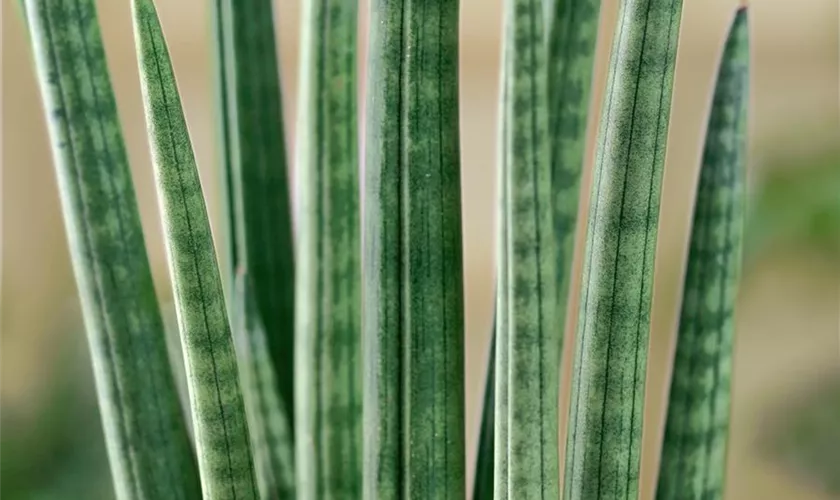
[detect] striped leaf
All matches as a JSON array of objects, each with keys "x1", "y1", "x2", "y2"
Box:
[
  {"x1": 472, "y1": 1, "x2": 601, "y2": 497},
  {"x1": 211, "y1": 0, "x2": 296, "y2": 424},
  {"x1": 656, "y1": 8, "x2": 749, "y2": 499},
  {"x1": 563, "y1": 0, "x2": 684, "y2": 498},
  {"x1": 293, "y1": 0, "x2": 362, "y2": 498},
  {"x1": 363, "y1": 0, "x2": 466, "y2": 498},
  {"x1": 494, "y1": 0, "x2": 559, "y2": 498},
  {"x1": 131, "y1": 1, "x2": 258, "y2": 497},
  {"x1": 21, "y1": 1, "x2": 200, "y2": 498},
  {"x1": 232, "y1": 271, "x2": 296, "y2": 499},
  {"x1": 548, "y1": 0, "x2": 602, "y2": 327}
]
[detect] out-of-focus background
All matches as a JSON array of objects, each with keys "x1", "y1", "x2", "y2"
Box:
[{"x1": 2, "y1": 0, "x2": 838, "y2": 498}]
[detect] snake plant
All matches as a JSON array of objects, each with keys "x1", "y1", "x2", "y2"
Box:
[
  {"x1": 656, "y1": 9, "x2": 749, "y2": 499},
  {"x1": 20, "y1": 0, "x2": 754, "y2": 498}
]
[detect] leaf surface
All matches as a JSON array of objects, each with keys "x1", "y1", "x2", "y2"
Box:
[
  {"x1": 564, "y1": 0, "x2": 684, "y2": 498},
  {"x1": 363, "y1": 0, "x2": 466, "y2": 497},
  {"x1": 22, "y1": 1, "x2": 199, "y2": 498},
  {"x1": 656, "y1": 9, "x2": 749, "y2": 499},
  {"x1": 132, "y1": 1, "x2": 258, "y2": 497},
  {"x1": 293, "y1": 0, "x2": 362, "y2": 497}
]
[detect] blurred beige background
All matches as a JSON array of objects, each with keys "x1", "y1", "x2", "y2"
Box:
[{"x1": 2, "y1": 0, "x2": 838, "y2": 498}]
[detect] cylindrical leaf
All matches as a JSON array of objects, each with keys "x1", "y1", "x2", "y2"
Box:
[
  {"x1": 363, "y1": 0, "x2": 466, "y2": 498},
  {"x1": 211, "y1": 0, "x2": 297, "y2": 424},
  {"x1": 493, "y1": 0, "x2": 559, "y2": 498},
  {"x1": 233, "y1": 272, "x2": 296, "y2": 499},
  {"x1": 294, "y1": 0, "x2": 362, "y2": 497},
  {"x1": 22, "y1": 1, "x2": 200, "y2": 498},
  {"x1": 472, "y1": 1, "x2": 602, "y2": 496},
  {"x1": 656, "y1": 8, "x2": 749, "y2": 500},
  {"x1": 131, "y1": 1, "x2": 258, "y2": 497},
  {"x1": 564, "y1": 0, "x2": 684, "y2": 499}
]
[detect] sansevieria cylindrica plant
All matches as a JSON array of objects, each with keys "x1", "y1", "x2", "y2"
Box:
[{"x1": 19, "y1": 0, "x2": 750, "y2": 498}]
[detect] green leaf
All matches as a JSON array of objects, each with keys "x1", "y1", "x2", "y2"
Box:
[
  {"x1": 493, "y1": 0, "x2": 559, "y2": 498},
  {"x1": 21, "y1": 1, "x2": 200, "y2": 498},
  {"x1": 131, "y1": 0, "x2": 258, "y2": 497},
  {"x1": 363, "y1": 0, "x2": 466, "y2": 497},
  {"x1": 563, "y1": 0, "x2": 684, "y2": 498},
  {"x1": 656, "y1": 8, "x2": 749, "y2": 499},
  {"x1": 472, "y1": 1, "x2": 601, "y2": 497},
  {"x1": 293, "y1": 0, "x2": 362, "y2": 497},
  {"x1": 548, "y1": 0, "x2": 602, "y2": 322},
  {"x1": 210, "y1": 0, "x2": 297, "y2": 424},
  {"x1": 232, "y1": 272, "x2": 296, "y2": 498}
]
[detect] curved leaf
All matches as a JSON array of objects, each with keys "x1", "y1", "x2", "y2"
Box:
[
  {"x1": 656, "y1": 8, "x2": 749, "y2": 499},
  {"x1": 131, "y1": 0, "x2": 258, "y2": 497},
  {"x1": 564, "y1": 0, "x2": 684, "y2": 498},
  {"x1": 21, "y1": 1, "x2": 199, "y2": 498}
]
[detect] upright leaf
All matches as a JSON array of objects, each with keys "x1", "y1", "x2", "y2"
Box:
[
  {"x1": 548, "y1": 0, "x2": 602, "y2": 327},
  {"x1": 564, "y1": 0, "x2": 684, "y2": 498},
  {"x1": 233, "y1": 272, "x2": 296, "y2": 499},
  {"x1": 21, "y1": 1, "x2": 199, "y2": 498},
  {"x1": 494, "y1": 0, "x2": 558, "y2": 498},
  {"x1": 363, "y1": 0, "x2": 466, "y2": 498},
  {"x1": 131, "y1": 1, "x2": 258, "y2": 497},
  {"x1": 211, "y1": 0, "x2": 296, "y2": 423},
  {"x1": 656, "y1": 8, "x2": 749, "y2": 499},
  {"x1": 293, "y1": 0, "x2": 362, "y2": 498},
  {"x1": 472, "y1": 0, "x2": 602, "y2": 496}
]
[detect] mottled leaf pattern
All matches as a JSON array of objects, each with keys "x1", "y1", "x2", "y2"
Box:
[
  {"x1": 22, "y1": 1, "x2": 200, "y2": 498},
  {"x1": 494, "y1": 0, "x2": 559, "y2": 498},
  {"x1": 548, "y1": 0, "x2": 602, "y2": 327},
  {"x1": 293, "y1": 0, "x2": 362, "y2": 498},
  {"x1": 233, "y1": 272, "x2": 296, "y2": 499},
  {"x1": 131, "y1": 0, "x2": 258, "y2": 497},
  {"x1": 473, "y1": 1, "x2": 601, "y2": 497},
  {"x1": 363, "y1": 0, "x2": 466, "y2": 498},
  {"x1": 564, "y1": 0, "x2": 683, "y2": 499},
  {"x1": 211, "y1": 0, "x2": 297, "y2": 423},
  {"x1": 656, "y1": 8, "x2": 749, "y2": 500}
]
